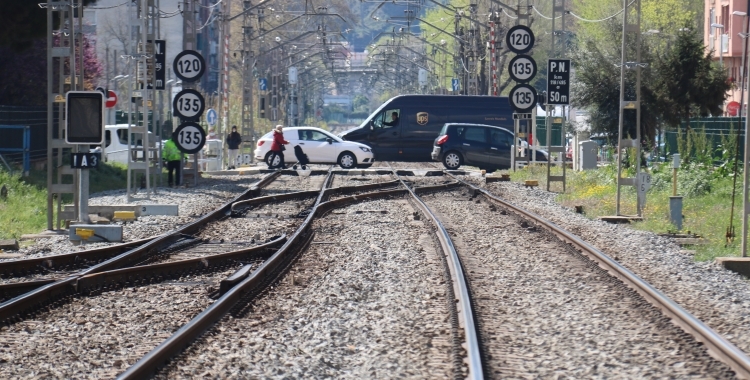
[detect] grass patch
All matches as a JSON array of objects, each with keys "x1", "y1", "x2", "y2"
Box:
[
  {"x1": 505, "y1": 162, "x2": 744, "y2": 262},
  {"x1": 0, "y1": 162, "x2": 164, "y2": 240}
]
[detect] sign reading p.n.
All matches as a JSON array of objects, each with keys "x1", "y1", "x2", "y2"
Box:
[
  {"x1": 416, "y1": 112, "x2": 429, "y2": 125},
  {"x1": 547, "y1": 59, "x2": 571, "y2": 105}
]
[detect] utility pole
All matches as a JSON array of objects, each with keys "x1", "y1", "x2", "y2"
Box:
[
  {"x1": 547, "y1": 0, "x2": 567, "y2": 192},
  {"x1": 241, "y1": 1, "x2": 256, "y2": 162},
  {"x1": 45, "y1": 0, "x2": 81, "y2": 229},
  {"x1": 218, "y1": 0, "x2": 231, "y2": 142},
  {"x1": 615, "y1": 0, "x2": 644, "y2": 216},
  {"x1": 182, "y1": 0, "x2": 198, "y2": 186}
]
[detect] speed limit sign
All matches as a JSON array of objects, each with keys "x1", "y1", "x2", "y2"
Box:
[
  {"x1": 173, "y1": 50, "x2": 206, "y2": 82},
  {"x1": 173, "y1": 121, "x2": 206, "y2": 154},
  {"x1": 173, "y1": 89, "x2": 205, "y2": 120},
  {"x1": 508, "y1": 55, "x2": 537, "y2": 83},
  {"x1": 506, "y1": 25, "x2": 535, "y2": 54},
  {"x1": 508, "y1": 84, "x2": 537, "y2": 113}
]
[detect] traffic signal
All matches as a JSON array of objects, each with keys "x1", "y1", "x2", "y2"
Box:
[
  {"x1": 538, "y1": 90, "x2": 547, "y2": 106},
  {"x1": 66, "y1": 91, "x2": 104, "y2": 144}
]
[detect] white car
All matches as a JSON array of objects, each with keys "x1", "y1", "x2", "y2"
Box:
[{"x1": 255, "y1": 127, "x2": 375, "y2": 169}]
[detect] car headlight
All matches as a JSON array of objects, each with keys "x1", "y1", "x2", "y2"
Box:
[{"x1": 359, "y1": 147, "x2": 371, "y2": 152}]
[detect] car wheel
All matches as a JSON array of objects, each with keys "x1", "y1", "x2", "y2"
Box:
[
  {"x1": 264, "y1": 152, "x2": 281, "y2": 167},
  {"x1": 442, "y1": 151, "x2": 462, "y2": 170},
  {"x1": 338, "y1": 152, "x2": 357, "y2": 169}
]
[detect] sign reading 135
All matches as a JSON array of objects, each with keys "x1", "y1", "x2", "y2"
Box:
[
  {"x1": 173, "y1": 121, "x2": 206, "y2": 154},
  {"x1": 172, "y1": 89, "x2": 205, "y2": 120},
  {"x1": 508, "y1": 83, "x2": 537, "y2": 113}
]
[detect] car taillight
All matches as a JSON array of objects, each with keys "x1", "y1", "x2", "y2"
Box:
[
  {"x1": 436, "y1": 135, "x2": 448, "y2": 145},
  {"x1": 257, "y1": 140, "x2": 265, "y2": 147}
]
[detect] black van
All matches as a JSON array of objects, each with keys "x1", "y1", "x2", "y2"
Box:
[{"x1": 338, "y1": 95, "x2": 515, "y2": 162}]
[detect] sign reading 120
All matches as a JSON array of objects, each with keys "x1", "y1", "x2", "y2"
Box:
[{"x1": 173, "y1": 50, "x2": 206, "y2": 82}]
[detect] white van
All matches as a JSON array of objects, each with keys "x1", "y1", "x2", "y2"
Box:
[{"x1": 100, "y1": 124, "x2": 157, "y2": 165}]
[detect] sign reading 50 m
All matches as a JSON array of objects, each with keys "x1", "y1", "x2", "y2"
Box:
[{"x1": 547, "y1": 59, "x2": 571, "y2": 105}]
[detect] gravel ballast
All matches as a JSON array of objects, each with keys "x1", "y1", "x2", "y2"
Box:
[
  {"x1": 419, "y1": 185, "x2": 732, "y2": 378},
  {"x1": 158, "y1": 198, "x2": 456, "y2": 379},
  {"x1": 467, "y1": 175, "x2": 750, "y2": 363}
]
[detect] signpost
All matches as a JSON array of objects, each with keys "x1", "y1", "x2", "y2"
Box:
[
  {"x1": 173, "y1": 49, "x2": 207, "y2": 187},
  {"x1": 547, "y1": 59, "x2": 571, "y2": 105},
  {"x1": 637, "y1": 171, "x2": 652, "y2": 213},
  {"x1": 508, "y1": 55, "x2": 537, "y2": 83},
  {"x1": 509, "y1": 84, "x2": 537, "y2": 113},
  {"x1": 259, "y1": 78, "x2": 268, "y2": 91},
  {"x1": 152, "y1": 40, "x2": 166, "y2": 90},
  {"x1": 65, "y1": 91, "x2": 104, "y2": 224},
  {"x1": 506, "y1": 25, "x2": 535, "y2": 54},
  {"x1": 173, "y1": 121, "x2": 206, "y2": 154},
  {"x1": 506, "y1": 25, "x2": 537, "y2": 170},
  {"x1": 173, "y1": 50, "x2": 206, "y2": 83},
  {"x1": 172, "y1": 89, "x2": 205, "y2": 121},
  {"x1": 452, "y1": 78, "x2": 460, "y2": 92},
  {"x1": 105, "y1": 90, "x2": 117, "y2": 109},
  {"x1": 71, "y1": 153, "x2": 101, "y2": 169},
  {"x1": 206, "y1": 108, "x2": 217, "y2": 126}
]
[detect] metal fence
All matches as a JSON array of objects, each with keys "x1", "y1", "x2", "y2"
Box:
[{"x1": 0, "y1": 106, "x2": 50, "y2": 167}]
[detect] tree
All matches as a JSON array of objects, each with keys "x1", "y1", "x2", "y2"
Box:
[
  {"x1": 0, "y1": 0, "x2": 100, "y2": 51},
  {"x1": 652, "y1": 27, "x2": 730, "y2": 130},
  {"x1": 571, "y1": 23, "x2": 660, "y2": 143},
  {"x1": 0, "y1": 35, "x2": 102, "y2": 106}
]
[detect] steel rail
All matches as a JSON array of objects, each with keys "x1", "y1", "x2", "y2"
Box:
[
  {"x1": 0, "y1": 172, "x2": 281, "y2": 324},
  {"x1": 0, "y1": 237, "x2": 155, "y2": 277},
  {"x1": 0, "y1": 177, "x2": 404, "y2": 319},
  {"x1": 118, "y1": 173, "x2": 435, "y2": 379},
  {"x1": 396, "y1": 174, "x2": 484, "y2": 380},
  {"x1": 117, "y1": 169, "x2": 336, "y2": 379},
  {"x1": 454, "y1": 176, "x2": 750, "y2": 379},
  {"x1": 75, "y1": 236, "x2": 286, "y2": 293}
]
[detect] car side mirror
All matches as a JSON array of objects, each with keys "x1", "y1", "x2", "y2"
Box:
[{"x1": 326, "y1": 138, "x2": 333, "y2": 144}]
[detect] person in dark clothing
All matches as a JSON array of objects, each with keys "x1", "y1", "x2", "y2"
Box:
[
  {"x1": 269, "y1": 125, "x2": 289, "y2": 169},
  {"x1": 226, "y1": 125, "x2": 242, "y2": 169},
  {"x1": 383, "y1": 111, "x2": 399, "y2": 127}
]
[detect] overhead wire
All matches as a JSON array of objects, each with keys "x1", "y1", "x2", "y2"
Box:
[
  {"x1": 87, "y1": 1, "x2": 128, "y2": 9},
  {"x1": 196, "y1": 7, "x2": 216, "y2": 31}
]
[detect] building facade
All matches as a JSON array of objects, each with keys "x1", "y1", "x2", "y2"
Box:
[{"x1": 706, "y1": 0, "x2": 749, "y2": 116}]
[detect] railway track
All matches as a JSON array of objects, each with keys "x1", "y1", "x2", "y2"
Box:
[{"x1": 2, "y1": 166, "x2": 750, "y2": 378}]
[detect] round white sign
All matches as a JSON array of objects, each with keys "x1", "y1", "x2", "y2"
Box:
[
  {"x1": 506, "y1": 25, "x2": 535, "y2": 54},
  {"x1": 173, "y1": 50, "x2": 206, "y2": 82},
  {"x1": 173, "y1": 121, "x2": 206, "y2": 154},
  {"x1": 173, "y1": 89, "x2": 205, "y2": 120},
  {"x1": 508, "y1": 55, "x2": 537, "y2": 83},
  {"x1": 508, "y1": 84, "x2": 537, "y2": 112}
]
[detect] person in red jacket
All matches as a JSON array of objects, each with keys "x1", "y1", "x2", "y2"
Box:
[{"x1": 269, "y1": 124, "x2": 289, "y2": 169}]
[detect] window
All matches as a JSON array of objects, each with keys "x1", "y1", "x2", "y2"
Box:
[
  {"x1": 374, "y1": 109, "x2": 400, "y2": 129},
  {"x1": 298, "y1": 129, "x2": 330, "y2": 141},
  {"x1": 722, "y1": 6, "x2": 730, "y2": 33},
  {"x1": 490, "y1": 130, "x2": 512, "y2": 146},
  {"x1": 463, "y1": 127, "x2": 487, "y2": 143}
]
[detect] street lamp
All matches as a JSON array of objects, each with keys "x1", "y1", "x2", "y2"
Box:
[{"x1": 712, "y1": 23, "x2": 725, "y2": 66}]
